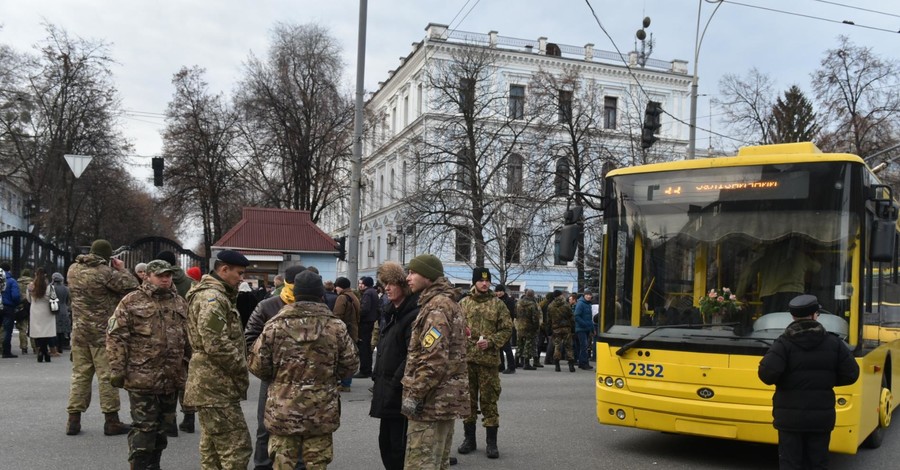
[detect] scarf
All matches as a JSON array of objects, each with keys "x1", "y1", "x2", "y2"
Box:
[{"x1": 280, "y1": 281, "x2": 295, "y2": 305}]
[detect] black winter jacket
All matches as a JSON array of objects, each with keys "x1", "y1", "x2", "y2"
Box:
[
  {"x1": 369, "y1": 293, "x2": 419, "y2": 419},
  {"x1": 243, "y1": 295, "x2": 287, "y2": 351},
  {"x1": 758, "y1": 318, "x2": 859, "y2": 432}
]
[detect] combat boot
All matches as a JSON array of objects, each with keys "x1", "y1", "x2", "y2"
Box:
[
  {"x1": 568, "y1": 360, "x2": 576, "y2": 372},
  {"x1": 523, "y1": 357, "x2": 536, "y2": 370},
  {"x1": 149, "y1": 449, "x2": 163, "y2": 470},
  {"x1": 485, "y1": 426, "x2": 500, "y2": 459},
  {"x1": 457, "y1": 422, "x2": 477, "y2": 454},
  {"x1": 165, "y1": 419, "x2": 178, "y2": 437},
  {"x1": 554, "y1": 360, "x2": 561, "y2": 372},
  {"x1": 66, "y1": 412, "x2": 81, "y2": 435},
  {"x1": 178, "y1": 412, "x2": 195, "y2": 433},
  {"x1": 104, "y1": 411, "x2": 131, "y2": 436},
  {"x1": 130, "y1": 452, "x2": 153, "y2": 470},
  {"x1": 533, "y1": 356, "x2": 544, "y2": 368}
]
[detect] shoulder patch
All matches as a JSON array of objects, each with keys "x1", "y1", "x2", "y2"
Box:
[
  {"x1": 422, "y1": 326, "x2": 443, "y2": 349},
  {"x1": 206, "y1": 313, "x2": 226, "y2": 333}
]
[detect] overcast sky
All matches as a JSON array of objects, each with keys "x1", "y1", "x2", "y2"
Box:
[{"x1": 2, "y1": 0, "x2": 898, "y2": 162}]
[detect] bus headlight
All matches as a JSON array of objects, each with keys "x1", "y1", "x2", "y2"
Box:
[
  {"x1": 604, "y1": 377, "x2": 614, "y2": 387},
  {"x1": 837, "y1": 397, "x2": 847, "y2": 406},
  {"x1": 615, "y1": 378, "x2": 625, "y2": 388},
  {"x1": 616, "y1": 409, "x2": 627, "y2": 420}
]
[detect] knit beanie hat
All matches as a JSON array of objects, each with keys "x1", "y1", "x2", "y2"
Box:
[
  {"x1": 293, "y1": 270, "x2": 325, "y2": 300},
  {"x1": 335, "y1": 277, "x2": 351, "y2": 289},
  {"x1": 284, "y1": 265, "x2": 307, "y2": 284},
  {"x1": 90, "y1": 239, "x2": 113, "y2": 261},
  {"x1": 408, "y1": 254, "x2": 443, "y2": 282},
  {"x1": 472, "y1": 267, "x2": 491, "y2": 283},
  {"x1": 156, "y1": 250, "x2": 178, "y2": 266},
  {"x1": 186, "y1": 266, "x2": 202, "y2": 281}
]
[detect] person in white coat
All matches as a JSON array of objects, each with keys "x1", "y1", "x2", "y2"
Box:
[{"x1": 27, "y1": 268, "x2": 57, "y2": 363}]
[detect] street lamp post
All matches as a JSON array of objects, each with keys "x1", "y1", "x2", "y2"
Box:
[{"x1": 687, "y1": 0, "x2": 723, "y2": 160}]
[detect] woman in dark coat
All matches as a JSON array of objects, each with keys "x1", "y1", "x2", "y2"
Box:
[
  {"x1": 369, "y1": 262, "x2": 419, "y2": 470},
  {"x1": 51, "y1": 272, "x2": 71, "y2": 354}
]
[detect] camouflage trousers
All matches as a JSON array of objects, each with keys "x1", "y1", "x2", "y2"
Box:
[
  {"x1": 553, "y1": 329, "x2": 574, "y2": 362},
  {"x1": 515, "y1": 329, "x2": 537, "y2": 362},
  {"x1": 197, "y1": 404, "x2": 252, "y2": 470},
  {"x1": 67, "y1": 345, "x2": 121, "y2": 413},
  {"x1": 405, "y1": 419, "x2": 454, "y2": 470},
  {"x1": 127, "y1": 391, "x2": 177, "y2": 461},
  {"x1": 269, "y1": 433, "x2": 332, "y2": 470},
  {"x1": 463, "y1": 363, "x2": 501, "y2": 427}
]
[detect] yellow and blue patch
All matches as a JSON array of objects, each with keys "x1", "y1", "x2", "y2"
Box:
[{"x1": 422, "y1": 326, "x2": 443, "y2": 348}]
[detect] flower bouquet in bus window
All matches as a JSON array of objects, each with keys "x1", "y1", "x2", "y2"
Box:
[{"x1": 699, "y1": 288, "x2": 743, "y2": 325}]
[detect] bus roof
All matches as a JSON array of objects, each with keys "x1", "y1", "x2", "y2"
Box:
[{"x1": 608, "y1": 142, "x2": 866, "y2": 177}]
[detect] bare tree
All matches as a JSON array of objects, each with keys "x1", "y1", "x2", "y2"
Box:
[
  {"x1": 715, "y1": 67, "x2": 777, "y2": 146},
  {"x1": 812, "y1": 35, "x2": 900, "y2": 158},
  {"x1": 0, "y1": 23, "x2": 133, "y2": 250},
  {"x1": 403, "y1": 45, "x2": 547, "y2": 284},
  {"x1": 161, "y1": 66, "x2": 244, "y2": 256},
  {"x1": 235, "y1": 23, "x2": 353, "y2": 223}
]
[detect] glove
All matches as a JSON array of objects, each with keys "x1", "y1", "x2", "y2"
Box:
[
  {"x1": 109, "y1": 375, "x2": 125, "y2": 388},
  {"x1": 401, "y1": 397, "x2": 424, "y2": 417}
]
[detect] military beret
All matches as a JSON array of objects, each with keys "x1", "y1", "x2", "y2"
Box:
[
  {"x1": 146, "y1": 259, "x2": 177, "y2": 275},
  {"x1": 472, "y1": 267, "x2": 491, "y2": 283},
  {"x1": 789, "y1": 294, "x2": 820, "y2": 318},
  {"x1": 216, "y1": 250, "x2": 249, "y2": 267}
]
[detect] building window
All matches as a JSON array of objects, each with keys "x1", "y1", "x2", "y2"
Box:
[
  {"x1": 507, "y1": 153, "x2": 523, "y2": 193},
  {"x1": 554, "y1": 157, "x2": 569, "y2": 196},
  {"x1": 509, "y1": 85, "x2": 525, "y2": 120},
  {"x1": 392, "y1": 106, "x2": 397, "y2": 135},
  {"x1": 604, "y1": 96, "x2": 617, "y2": 129},
  {"x1": 403, "y1": 96, "x2": 409, "y2": 126},
  {"x1": 505, "y1": 228, "x2": 522, "y2": 264},
  {"x1": 402, "y1": 160, "x2": 408, "y2": 196},
  {"x1": 558, "y1": 90, "x2": 572, "y2": 123},
  {"x1": 390, "y1": 168, "x2": 396, "y2": 202},
  {"x1": 379, "y1": 174, "x2": 384, "y2": 208},
  {"x1": 455, "y1": 226, "x2": 472, "y2": 262},
  {"x1": 459, "y1": 78, "x2": 474, "y2": 113},
  {"x1": 456, "y1": 148, "x2": 471, "y2": 190},
  {"x1": 417, "y1": 84, "x2": 423, "y2": 115}
]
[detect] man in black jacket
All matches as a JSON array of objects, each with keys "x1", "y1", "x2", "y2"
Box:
[
  {"x1": 356, "y1": 276, "x2": 379, "y2": 378},
  {"x1": 758, "y1": 294, "x2": 859, "y2": 470},
  {"x1": 369, "y1": 262, "x2": 419, "y2": 470},
  {"x1": 243, "y1": 265, "x2": 307, "y2": 470}
]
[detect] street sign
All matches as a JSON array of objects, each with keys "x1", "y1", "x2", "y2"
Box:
[{"x1": 63, "y1": 154, "x2": 92, "y2": 178}]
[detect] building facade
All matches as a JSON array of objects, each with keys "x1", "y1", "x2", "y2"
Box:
[{"x1": 334, "y1": 23, "x2": 692, "y2": 294}]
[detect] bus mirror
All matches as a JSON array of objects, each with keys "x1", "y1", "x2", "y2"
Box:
[
  {"x1": 558, "y1": 224, "x2": 581, "y2": 262},
  {"x1": 870, "y1": 220, "x2": 895, "y2": 263}
]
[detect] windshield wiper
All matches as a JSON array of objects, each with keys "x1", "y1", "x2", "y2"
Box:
[{"x1": 616, "y1": 323, "x2": 698, "y2": 356}]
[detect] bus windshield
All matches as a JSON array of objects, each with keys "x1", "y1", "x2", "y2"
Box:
[{"x1": 602, "y1": 161, "x2": 858, "y2": 351}]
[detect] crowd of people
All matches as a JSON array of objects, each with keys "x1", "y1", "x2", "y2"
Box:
[{"x1": 0, "y1": 242, "x2": 599, "y2": 470}]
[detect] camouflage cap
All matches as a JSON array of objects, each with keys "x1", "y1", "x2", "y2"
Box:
[{"x1": 146, "y1": 259, "x2": 177, "y2": 275}]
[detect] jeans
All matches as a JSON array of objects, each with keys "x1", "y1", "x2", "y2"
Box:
[
  {"x1": 576, "y1": 331, "x2": 591, "y2": 366},
  {"x1": 2, "y1": 307, "x2": 15, "y2": 355}
]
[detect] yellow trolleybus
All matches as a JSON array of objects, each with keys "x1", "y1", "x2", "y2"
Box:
[{"x1": 560, "y1": 142, "x2": 899, "y2": 453}]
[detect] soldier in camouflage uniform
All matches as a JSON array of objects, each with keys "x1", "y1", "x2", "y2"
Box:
[
  {"x1": 548, "y1": 292, "x2": 576, "y2": 372},
  {"x1": 457, "y1": 267, "x2": 512, "y2": 459},
  {"x1": 402, "y1": 254, "x2": 469, "y2": 470},
  {"x1": 184, "y1": 250, "x2": 252, "y2": 470},
  {"x1": 515, "y1": 289, "x2": 541, "y2": 370},
  {"x1": 248, "y1": 270, "x2": 358, "y2": 470},
  {"x1": 66, "y1": 239, "x2": 139, "y2": 436},
  {"x1": 106, "y1": 260, "x2": 190, "y2": 470}
]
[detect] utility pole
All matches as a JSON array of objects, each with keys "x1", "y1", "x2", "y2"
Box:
[
  {"x1": 687, "y1": 0, "x2": 723, "y2": 160},
  {"x1": 348, "y1": 0, "x2": 367, "y2": 283}
]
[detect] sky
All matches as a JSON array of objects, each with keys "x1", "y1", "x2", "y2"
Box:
[{"x1": 2, "y1": 0, "x2": 898, "y2": 175}]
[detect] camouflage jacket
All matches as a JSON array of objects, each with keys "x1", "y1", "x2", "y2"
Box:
[
  {"x1": 402, "y1": 277, "x2": 469, "y2": 421},
  {"x1": 548, "y1": 296, "x2": 574, "y2": 332},
  {"x1": 184, "y1": 274, "x2": 248, "y2": 406},
  {"x1": 67, "y1": 254, "x2": 139, "y2": 348},
  {"x1": 248, "y1": 301, "x2": 358, "y2": 436},
  {"x1": 460, "y1": 287, "x2": 512, "y2": 366},
  {"x1": 515, "y1": 296, "x2": 541, "y2": 335},
  {"x1": 106, "y1": 282, "x2": 190, "y2": 394}
]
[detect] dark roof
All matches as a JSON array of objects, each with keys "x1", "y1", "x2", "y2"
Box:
[{"x1": 212, "y1": 207, "x2": 336, "y2": 253}]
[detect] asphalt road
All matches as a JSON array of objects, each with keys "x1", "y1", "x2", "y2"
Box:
[{"x1": 2, "y1": 338, "x2": 898, "y2": 469}]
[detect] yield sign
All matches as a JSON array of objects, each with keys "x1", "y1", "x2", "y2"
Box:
[{"x1": 64, "y1": 154, "x2": 93, "y2": 178}]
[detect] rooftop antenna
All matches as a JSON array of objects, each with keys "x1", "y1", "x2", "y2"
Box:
[{"x1": 635, "y1": 16, "x2": 653, "y2": 67}]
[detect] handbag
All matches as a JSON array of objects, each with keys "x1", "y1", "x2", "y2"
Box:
[{"x1": 49, "y1": 284, "x2": 59, "y2": 314}]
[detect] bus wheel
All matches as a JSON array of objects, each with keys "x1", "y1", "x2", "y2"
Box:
[{"x1": 862, "y1": 374, "x2": 892, "y2": 449}]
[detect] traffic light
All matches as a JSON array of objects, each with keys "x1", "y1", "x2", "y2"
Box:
[
  {"x1": 152, "y1": 157, "x2": 164, "y2": 186},
  {"x1": 334, "y1": 236, "x2": 346, "y2": 261},
  {"x1": 641, "y1": 101, "x2": 663, "y2": 149}
]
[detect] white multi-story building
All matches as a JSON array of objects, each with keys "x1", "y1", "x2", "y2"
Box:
[
  {"x1": 0, "y1": 179, "x2": 28, "y2": 233},
  {"x1": 339, "y1": 23, "x2": 692, "y2": 293}
]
